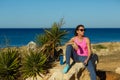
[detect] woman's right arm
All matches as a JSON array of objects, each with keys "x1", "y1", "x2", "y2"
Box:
[
  {"x1": 65, "y1": 37, "x2": 78, "y2": 50},
  {"x1": 65, "y1": 37, "x2": 74, "y2": 45}
]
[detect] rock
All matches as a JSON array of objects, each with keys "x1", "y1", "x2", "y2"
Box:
[
  {"x1": 97, "y1": 70, "x2": 120, "y2": 80},
  {"x1": 25, "y1": 75, "x2": 42, "y2": 80},
  {"x1": 48, "y1": 63, "x2": 86, "y2": 80},
  {"x1": 27, "y1": 41, "x2": 37, "y2": 51},
  {"x1": 48, "y1": 69, "x2": 64, "y2": 80},
  {"x1": 115, "y1": 67, "x2": 120, "y2": 74}
]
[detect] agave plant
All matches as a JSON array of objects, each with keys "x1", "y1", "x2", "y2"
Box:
[
  {"x1": 0, "y1": 48, "x2": 21, "y2": 80},
  {"x1": 21, "y1": 51, "x2": 47, "y2": 80}
]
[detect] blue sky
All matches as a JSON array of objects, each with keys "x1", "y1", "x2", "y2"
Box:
[{"x1": 0, "y1": 0, "x2": 120, "y2": 28}]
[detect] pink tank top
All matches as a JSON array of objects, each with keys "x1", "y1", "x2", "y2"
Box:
[{"x1": 73, "y1": 37, "x2": 88, "y2": 56}]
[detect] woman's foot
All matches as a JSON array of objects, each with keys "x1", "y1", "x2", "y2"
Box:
[{"x1": 63, "y1": 64, "x2": 70, "y2": 73}]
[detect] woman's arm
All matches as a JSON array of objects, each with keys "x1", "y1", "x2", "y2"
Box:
[
  {"x1": 65, "y1": 37, "x2": 76, "y2": 46},
  {"x1": 65, "y1": 37, "x2": 78, "y2": 50},
  {"x1": 84, "y1": 37, "x2": 92, "y2": 65}
]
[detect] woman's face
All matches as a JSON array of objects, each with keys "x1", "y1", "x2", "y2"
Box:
[{"x1": 76, "y1": 26, "x2": 85, "y2": 36}]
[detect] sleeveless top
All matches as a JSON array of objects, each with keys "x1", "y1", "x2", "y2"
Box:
[{"x1": 73, "y1": 37, "x2": 88, "y2": 56}]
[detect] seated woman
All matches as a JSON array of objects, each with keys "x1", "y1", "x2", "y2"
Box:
[{"x1": 63, "y1": 24, "x2": 97, "y2": 80}]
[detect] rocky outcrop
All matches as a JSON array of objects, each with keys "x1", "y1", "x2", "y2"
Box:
[
  {"x1": 96, "y1": 70, "x2": 120, "y2": 80},
  {"x1": 48, "y1": 63, "x2": 88, "y2": 80},
  {"x1": 21, "y1": 42, "x2": 120, "y2": 80}
]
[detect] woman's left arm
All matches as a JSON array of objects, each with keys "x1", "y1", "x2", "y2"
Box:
[{"x1": 84, "y1": 37, "x2": 92, "y2": 65}]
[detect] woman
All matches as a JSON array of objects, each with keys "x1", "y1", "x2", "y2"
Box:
[{"x1": 63, "y1": 24, "x2": 96, "y2": 80}]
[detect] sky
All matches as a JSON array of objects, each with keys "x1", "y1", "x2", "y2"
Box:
[{"x1": 0, "y1": 0, "x2": 120, "y2": 28}]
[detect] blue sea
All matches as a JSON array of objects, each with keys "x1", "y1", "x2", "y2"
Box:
[{"x1": 0, "y1": 28, "x2": 120, "y2": 47}]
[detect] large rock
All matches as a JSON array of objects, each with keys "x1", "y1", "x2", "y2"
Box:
[
  {"x1": 97, "y1": 70, "x2": 120, "y2": 80},
  {"x1": 48, "y1": 63, "x2": 89, "y2": 80}
]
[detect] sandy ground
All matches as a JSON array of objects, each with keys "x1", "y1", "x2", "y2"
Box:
[{"x1": 97, "y1": 53, "x2": 120, "y2": 72}]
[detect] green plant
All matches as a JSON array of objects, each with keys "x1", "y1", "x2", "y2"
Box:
[
  {"x1": 35, "y1": 18, "x2": 68, "y2": 59},
  {"x1": 92, "y1": 44, "x2": 107, "y2": 50},
  {"x1": 0, "y1": 48, "x2": 21, "y2": 80},
  {"x1": 21, "y1": 51, "x2": 47, "y2": 80},
  {"x1": 35, "y1": 34, "x2": 49, "y2": 46}
]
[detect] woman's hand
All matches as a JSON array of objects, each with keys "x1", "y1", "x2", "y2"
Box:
[
  {"x1": 84, "y1": 59, "x2": 88, "y2": 66},
  {"x1": 65, "y1": 37, "x2": 79, "y2": 50},
  {"x1": 65, "y1": 42, "x2": 78, "y2": 50},
  {"x1": 73, "y1": 42, "x2": 78, "y2": 50},
  {"x1": 84, "y1": 37, "x2": 91, "y2": 66}
]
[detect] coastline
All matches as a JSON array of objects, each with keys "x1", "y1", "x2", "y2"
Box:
[
  {"x1": 1, "y1": 41, "x2": 120, "y2": 80},
  {"x1": 1, "y1": 28, "x2": 120, "y2": 47}
]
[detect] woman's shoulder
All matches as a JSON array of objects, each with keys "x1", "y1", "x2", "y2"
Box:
[{"x1": 84, "y1": 37, "x2": 90, "y2": 43}]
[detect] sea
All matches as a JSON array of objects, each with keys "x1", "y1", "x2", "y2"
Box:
[{"x1": 0, "y1": 28, "x2": 120, "y2": 48}]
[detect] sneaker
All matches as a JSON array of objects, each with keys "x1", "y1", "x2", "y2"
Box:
[{"x1": 63, "y1": 64, "x2": 70, "y2": 73}]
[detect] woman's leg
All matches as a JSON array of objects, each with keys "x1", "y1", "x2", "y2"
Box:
[
  {"x1": 65, "y1": 45, "x2": 72, "y2": 65},
  {"x1": 79, "y1": 56, "x2": 97, "y2": 80},
  {"x1": 65, "y1": 44, "x2": 79, "y2": 65},
  {"x1": 63, "y1": 44, "x2": 79, "y2": 73},
  {"x1": 78, "y1": 56, "x2": 96, "y2": 80},
  {"x1": 86, "y1": 59, "x2": 97, "y2": 80}
]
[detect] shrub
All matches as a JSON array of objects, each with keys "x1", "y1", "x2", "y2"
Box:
[
  {"x1": 0, "y1": 48, "x2": 21, "y2": 80},
  {"x1": 21, "y1": 51, "x2": 47, "y2": 80},
  {"x1": 35, "y1": 18, "x2": 68, "y2": 61},
  {"x1": 93, "y1": 44, "x2": 107, "y2": 50}
]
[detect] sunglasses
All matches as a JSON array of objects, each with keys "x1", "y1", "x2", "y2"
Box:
[{"x1": 78, "y1": 29, "x2": 85, "y2": 32}]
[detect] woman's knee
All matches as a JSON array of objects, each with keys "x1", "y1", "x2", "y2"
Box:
[{"x1": 66, "y1": 44, "x2": 73, "y2": 49}]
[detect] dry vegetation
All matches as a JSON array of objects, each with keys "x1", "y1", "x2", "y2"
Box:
[{"x1": 91, "y1": 42, "x2": 120, "y2": 73}]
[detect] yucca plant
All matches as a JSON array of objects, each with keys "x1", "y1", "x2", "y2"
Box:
[
  {"x1": 44, "y1": 20, "x2": 67, "y2": 57},
  {"x1": 21, "y1": 51, "x2": 47, "y2": 80},
  {"x1": 35, "y1": 18, "x2": 68, "y2": 60},
  {"x1": 35, "y1": 34, "x2": 49, "y2": 46},
  {"x1": 0, "y1": 48, "x2": 21, "y2": 80}
]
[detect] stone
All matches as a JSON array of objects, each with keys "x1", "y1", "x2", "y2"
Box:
[
  {"x1": 25, "y1": 75, "x2": 42, "y2": 80},
  {"x1": 115, "y1": 67, "x2": 120, "y2": 74},
  {"x1": 27, "y1": 41, "x2": 37, "y2": 51},
  {"x1": 48, "y1": 63, "x2": 86, "y2": 80}
]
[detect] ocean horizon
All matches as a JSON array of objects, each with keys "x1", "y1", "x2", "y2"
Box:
[{"x1": 0, "y1": 28, "x2": 120, "y2": 48}]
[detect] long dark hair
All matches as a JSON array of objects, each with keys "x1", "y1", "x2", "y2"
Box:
[{"x1": 74, "y1": 24, "x2": 85, "y2": 36}]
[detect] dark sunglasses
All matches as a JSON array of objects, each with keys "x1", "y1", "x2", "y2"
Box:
[{"x1": 78, "y1": 29, "x2": 85, "y2": 32}]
